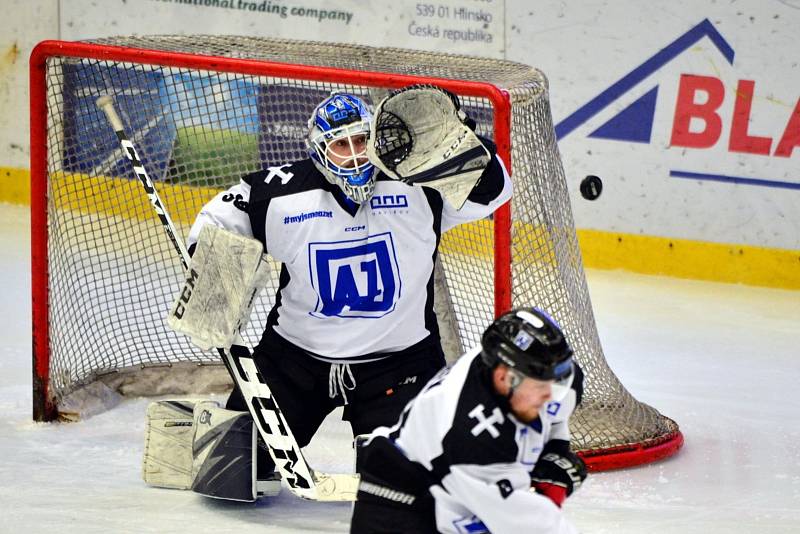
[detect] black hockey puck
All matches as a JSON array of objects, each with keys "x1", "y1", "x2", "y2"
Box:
[{"x1": 580, "y1": 175, "x2": 603, "y2": 200}]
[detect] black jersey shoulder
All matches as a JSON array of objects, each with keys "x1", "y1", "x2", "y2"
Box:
[
  {"x1": 430, "y1": 358, "x2": 518, "y2": 480},
  {"x1": 467, "y1": 137, "x2": 505, "y2": 205},
  {"x1": 243, "y1": 159, "x2": 333, "y2": 203},
  {"x1": 243, "y1": 159, "x2": 337, "y2": 248}
]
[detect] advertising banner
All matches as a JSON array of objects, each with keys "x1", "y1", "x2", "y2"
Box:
[
  {"x1": 56, "y1": 1, "x2": 800, "y2": 248},
  {"x1": 61, "y1": 0, "x2": 506, "y2": 58}
]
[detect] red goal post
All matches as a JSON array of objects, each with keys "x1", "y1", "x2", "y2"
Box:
[{"x1": 30, "y1": 37, "x2": 682, "y2": 471}]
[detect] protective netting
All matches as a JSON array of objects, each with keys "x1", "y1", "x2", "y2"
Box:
[{"x1": 33, "y1": 35, "x2": 680, "y2": 467}]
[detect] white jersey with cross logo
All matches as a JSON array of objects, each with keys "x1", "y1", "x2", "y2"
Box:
[
  {"x1": 187, "y1": 156, "x2": 511, "y2": 360},
  {"x1": 371, "y1": 346, "x2": 579, "y2": 533}
]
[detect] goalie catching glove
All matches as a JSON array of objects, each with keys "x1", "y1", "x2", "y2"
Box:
[
  {"x1": 530, "y1": 441, "x2": 588, "y2": 507},
  {"x1": 367, "y1": 84, "x2": 491, "y2": 209},
  {"x1": 167, "y1": 224, "x2": 270, "y2": 350}
]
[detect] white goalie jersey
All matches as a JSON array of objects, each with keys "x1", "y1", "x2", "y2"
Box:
[
  {"x1": 371, "y1": 347, "x2": 582, "y2": 534},
  {"x1": 187, "y1": 153, "x2": 511, "y2": 360}
]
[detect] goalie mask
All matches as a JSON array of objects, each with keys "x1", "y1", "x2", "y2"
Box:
[
  {"x1": 481, "y1": 307, "x2": 575, "y2": 402},
  {"x1": 307, "y1": 93, "x2": 376, "y2": 203}
]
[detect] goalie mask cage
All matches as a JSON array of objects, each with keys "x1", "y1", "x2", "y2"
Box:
[{"x1": 30, "y1": 37, "x2": 682, "y2": 470}]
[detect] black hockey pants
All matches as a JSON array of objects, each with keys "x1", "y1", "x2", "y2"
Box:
[
  {"x1": 225, "y1": 329, "x2": 446, "y2": 477},
  {"x1": 350, "y1": 435, "x2": 437, "y2": 533}
]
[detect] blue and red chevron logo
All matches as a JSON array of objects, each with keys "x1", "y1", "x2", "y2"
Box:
[{"x1": 555, "y1": 19, "x2": 800, "y2": 190}]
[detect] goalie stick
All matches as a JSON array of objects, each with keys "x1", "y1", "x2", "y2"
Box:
[{"x1": 96, "y1": 96, "x2": 359, "y2": 502}]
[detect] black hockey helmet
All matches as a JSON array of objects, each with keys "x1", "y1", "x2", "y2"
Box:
[{"x1": 480, "y1": 307, "x2": 574, "y2": 382}]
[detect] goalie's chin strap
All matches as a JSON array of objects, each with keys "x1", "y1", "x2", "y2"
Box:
[{"x1": 329, "y1": 363, "x2": 356, "y2": 405}]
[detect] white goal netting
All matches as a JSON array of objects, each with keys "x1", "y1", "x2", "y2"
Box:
[{"x1": 31, "y1": 35, "x2": 681, "y2": 469}]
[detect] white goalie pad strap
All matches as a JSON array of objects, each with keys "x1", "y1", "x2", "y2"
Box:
[
  {"x1": 367, "y1": 85, "x2": 490, "y2": 209},
  {"x1": 142, "y1": 400, "x2": 197, "y2": 490},
  {"x1": 167, "y1": 224, "x2": 270, "y2": 350}
]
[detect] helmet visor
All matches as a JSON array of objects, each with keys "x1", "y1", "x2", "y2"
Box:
[{"x1": 549, "y1": 360, "x2": 575, "y2": 402}]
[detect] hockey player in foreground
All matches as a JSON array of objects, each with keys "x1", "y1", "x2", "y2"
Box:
[
  {"x1": 168, "y1": 86, "x2": 512, "y2": 500},
  {"x1": 350, "y1": 307, "x2": 587, "y2": 534}
]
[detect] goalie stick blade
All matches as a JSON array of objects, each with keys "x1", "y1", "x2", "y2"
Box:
[{"x1": 311, "y1": 471, "x2": 360, "y2": 502}]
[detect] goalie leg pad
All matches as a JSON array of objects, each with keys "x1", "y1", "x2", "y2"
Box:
[
  {"x1": 142, "y1": 400, "x2": 197, "y2": 490},
  {"x1": 191, "y1": 401, "x2": 281, "y2": 502}
]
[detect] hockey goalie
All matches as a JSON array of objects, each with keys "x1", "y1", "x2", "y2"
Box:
[{"x1": 141, "y1": 85, "x2": 512, "y2": 502}]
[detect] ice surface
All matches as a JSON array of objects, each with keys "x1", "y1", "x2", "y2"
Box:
[{"x1": 2, "y1": 203, "x2": 799, "y2": 533}]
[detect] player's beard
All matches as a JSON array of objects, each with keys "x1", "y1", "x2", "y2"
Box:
[{"x1": 508, "y1": 395, "x2": 546, "y2": 424}]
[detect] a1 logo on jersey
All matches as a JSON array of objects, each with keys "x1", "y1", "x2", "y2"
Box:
[{"x1": 308, "y1": 232, "x2": 402, "y2": 318}]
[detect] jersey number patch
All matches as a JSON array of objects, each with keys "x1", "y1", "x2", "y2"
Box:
[{"x1": 309, "y1": 232, "x2": 401, "y2": 318}]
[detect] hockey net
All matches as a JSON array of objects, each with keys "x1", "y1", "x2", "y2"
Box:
[{"x1": 30, "y1": 36, "x2": 682, "y2": 470}]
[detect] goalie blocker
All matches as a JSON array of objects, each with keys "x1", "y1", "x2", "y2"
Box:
[{"x1": 166, "y1": 224, "x2": 270, "y2": 351}]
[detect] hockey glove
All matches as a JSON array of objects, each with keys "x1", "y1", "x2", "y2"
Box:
[
  {"x1": 367, "y1": 84, "x2": 490, "y2": 209},
  {"x1": 530, "y1": 447, "x2": 587, "y2": 507}
]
